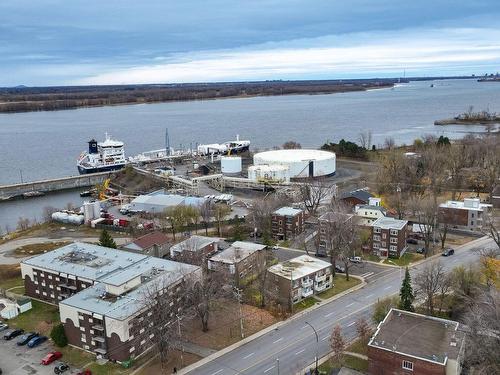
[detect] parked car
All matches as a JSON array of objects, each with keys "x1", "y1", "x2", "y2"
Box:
[
  {"x1": 17, "y1": 332, "x2": 39, "y2": 346},
  {"x1": 335, "y1": 265, "x2": 346, "y2": 273},
  {"x1": 41, "y1": 351, "x2": 62, "y2": 365},
  {"x1": 0, "y1": 323, "x2": 8, "y2": 332},
  {"x1": 349, "y1": 256, "x2": 362, "y2": 263},
  {"x1": 442, "y1": 248, "x2": 455, "y2": 257},
  {"x1": 77, "y1": 370, "x2": 92, "y2": 375},
  {"x1": 406, "y1": 238, "x2": 418, "y2": 245},
  {"x1": 27, "y1": 335, "x2": 47, "y2": 348},
  {"x1": 54, "y1": 362, "x2": 70, "y2": 374},
  {"x1": 4, "y1": 328, "x2": 24, "y2": 340},
  {"x1": 415, "y1": 247, "x2": 427, "y2": 254}
]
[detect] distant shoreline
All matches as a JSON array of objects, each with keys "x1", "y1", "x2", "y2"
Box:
[{"x1": 0, "y1": 81, "x2": 394, "y2": 114}]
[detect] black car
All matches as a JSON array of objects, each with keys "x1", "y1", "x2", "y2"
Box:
[
  {"x1": 406, "y1": 238, "x2": 418, "y2": 245},
  {"x1": 4, "y1": 328, "x2": 24, "y2": 340},
  {"x1": 54, "y1": 362, "x2": 70, "y2": 374},
  {"x1": 442, "y1": 248, "x2": 455, "y2": 256},
  {"x1": 17, "y1": 332, "x2": 38, "y2": 346},
  {"x1": 415, "y1": 247, "x2": 427, "y2": 254},
  {"x1": 335, "y1": 265, "x2": 346, "y2": 273}
]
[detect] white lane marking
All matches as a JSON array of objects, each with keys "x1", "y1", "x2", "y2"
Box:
[
  {"x1": 346, "y1": 302, "x2": 355, "y2": 308},
  {"x1": 324, "y1": 312, "x2": 334, "y2": 318},
  {"x1": 384, "y1": 286, "x2": 392, "y2": 290},
  {"x1": 347, "y1": 321, "x2": 356, "y2": 327},
  {"x1": 300, "y1": 325, "x2": 308, "y2": 330},
  {"x1": 210, "y1": 370, "x2": 223, "y2": 375},
  {"x1": 264, "y1": 365, "x2": 275, "y2": 373},
  {"x1": 243, "y1": 352, "x2": 255, "y2": 359},
  {"x1": 321, "y1": 336, "x2": 329, "y2": 341},
  {"x1": 295, "y1": 349, "x2": 306, "y2": 355},
  {"x1": 361, "y1": 272, "x2": 374, "y2": 278},
  {"x1": 365, "y1": 293, "x2": 374, "y2": 299},
  {"x1": 273, "y1": 337, "x2": 283, "y2": 344}
]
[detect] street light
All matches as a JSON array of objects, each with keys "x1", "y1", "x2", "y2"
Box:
[
  {"x1": 276, "y1": 358, "x2": 280, "y2": 375},
  {"x1": 304, "y1": 321, "x2": 319, "y2": 375}
]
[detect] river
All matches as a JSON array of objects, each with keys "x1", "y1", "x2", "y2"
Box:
[{"x1": 0, "y1": 78, "x2": 499, "y2": 233}]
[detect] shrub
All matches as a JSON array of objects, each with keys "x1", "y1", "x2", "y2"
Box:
[{"x1": 50, "y1": 323, "x2": 68, "y2": 347}]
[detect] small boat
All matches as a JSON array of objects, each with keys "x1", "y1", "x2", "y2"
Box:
[
  {"x1": 22, "y1": 191, "x2": 45, "y2": 198},
  {"x1": 430, "y1": 84, "x2": 434, "y2": 88},
  {"x1": 79, "y1": 190, "x2": 94, "y2": 197}
]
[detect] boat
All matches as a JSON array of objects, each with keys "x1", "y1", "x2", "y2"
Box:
[
  {"x1": 197, "y1": 135, "x2": 250, "y2": 156},
  {"x1": 77, "y1": 133, "x2": 127, "y2": 174},
  {"x1": 22, "y1": 191, "x2": 45, "y2": 198},
  {"x1": 79, "y1": 189, "x2": 95, "y2": 197}
]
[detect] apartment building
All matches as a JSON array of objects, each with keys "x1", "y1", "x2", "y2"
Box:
[
  {"x1": 169, "y1": 235, "x2": 221, "y2": 265},
  {"x1": 317, "y1": 211, "x2": 355, "y2": 256},
  {"x1": 208, "y1": 241, "x2": 266, "y2": 285},
  {"x1": 266, "y1": 255, "x2": 332, "y2": 308},
  {"x1": 368, "y1": 309, "x2": 465, "y2": 375},
  {"x1": 354, "y1": 197, "x2": 387, "y2": 226},
  {"x1": 438, "y1": 198, "x2": 492, "y2": 232},
  {"x1": 21, "y1": 243, "x2": 200, "y2": 362},
  {"x1": 370, "y1": 217, "x2": 408, "y2": 258},
  {"x1": 271, "y1": 207, "x2": 305, "y2": 240}
]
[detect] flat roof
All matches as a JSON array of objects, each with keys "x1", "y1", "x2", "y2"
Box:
[
  {"x1": 268, "y1": 254, "x2": 331, "y2": 280},
  {"x1": 254, "y1": 149, "x2": 335, "y2": 162},
  {"x1": 439, "y1": 199, "x2": 492, "y2": 211},
  {"x1": 355, "y1": 205, "x2": 387, "y2": 214},
  {"x1": 371, "y1": 217, "x2": 407, "y2": 230},
  {"x1": 274, "y1": 207, "x2": 303, "y2": 217},
  {"x1": 22, "y1": 242, "x2": 147, "y2": 281},
  {"x1": 210, "y1": 241, "x2": 266, "y2": 264},
  {"x1": 170, "y1": 235, "x2": 220, "y2": 253},
  {"x1": 369, "y1": 309, "x2": 464, "y2": 365}
]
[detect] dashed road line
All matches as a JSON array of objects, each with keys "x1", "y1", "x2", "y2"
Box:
[
  {"x1": 347, "y1": 321, "x2": 356, "y2": 327},
  {"x1": 295, "y1": 349, "x2": 306, "y2": 355},
  {"x1": 346, "y1": 302, "x2": 355, "y2": 308},
  {"x1": 365, "y1": 293, "x2": 374, "y2": 299},
  {"x1": 273, "y1": 337, "x2": 283, "y2": 344},
  {"x1": 264, "y1": 365, "x2": 275, "y2": 373},
  {"x1": 243, "y1": 352, "x2": 255, "y2": 359},
  {"x1": 210, "y1": 370, "x2": 223, "y2": 375}
]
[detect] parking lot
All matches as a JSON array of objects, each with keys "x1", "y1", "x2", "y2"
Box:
[{"x1": 0, "y1": 335, "x2": 83, "y2": 375}]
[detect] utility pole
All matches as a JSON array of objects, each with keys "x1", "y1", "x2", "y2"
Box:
[
  {"x1": 19, "y1": 169, "x2": 23, "y2": 184},
  {"x1": 276, "y1": 358, "x2": 280, "y2": 374},
  {"x1": 176, "y1": 314, "x2": 184, "y2": 367},
  {"x1": 234, "y1": 287, "x2": 244, "y2": 339},
  {"x1": 304, "y1": 321, "x2": 319, "y2": 375}
]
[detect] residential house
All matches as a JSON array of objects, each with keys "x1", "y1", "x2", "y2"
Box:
[
  {"x1": 438, "y1": 198, "x2": 492, "y2": 232},
  {"x1": 368, "y1": 308, "x2": 465, "y2": 375},
  {"x1": 370, "y1": 217, "x2": 408, "y2": 258},
  {"x1": 339, "y1": 188, "x2": 373, "y2": 208},
  {"x1": 121, "y1": 231, "x2": 170, "y2": 258},
  {"x1": 21, "y1": 243, "x2": 200, "y2": 362},
  {"x1": 266, "y1": 255, "x2": 332, "y2": 308},
  {"x1": 272, "y1": 207, "x2": 305, "y2": 240},
  {"x1": 208, "y1": 241, "x2": 267, "y2": 285},
  {"x1": 169, "y1": 235, "x2": 221, "y2": 265},
  {"x1": 354, "y1": 197, "x2": 387, "y2": 226},
  {"x1": 317, "y1": 211, "x2": 355, "y2": 257}
]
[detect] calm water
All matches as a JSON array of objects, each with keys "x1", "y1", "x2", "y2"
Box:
[{"x1": 1, "y1": 78, "x2": 499, "y2": 233}]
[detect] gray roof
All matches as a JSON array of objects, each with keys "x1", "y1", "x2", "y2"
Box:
[
  {"x1": 268, "y1": 255, "x2": 331, "y2": 280},
  {"x1": 356, "y1": 204, "x2": 387, "y2": 214},
  {"x1": 170, "y1": 235, "x2": 220, "y2": 254},
  {"x1": 341, "y1": 189, "x2": 372, "y2": 203},
  {"x1": 21, "y1": 242, "x2": 148, "y2": 281},
  {"x1": 369, "y1": 308, "x2": 464, "y2": 365},
  {"x1": 371, "y1": 217, "x2": 407, "y2": 230},
  {"x1": 273, "y1": 207, "x2": 303, "y2": 217},
  {"x1": 210, "y1": 241, "x2": 266, "y2": 265}
]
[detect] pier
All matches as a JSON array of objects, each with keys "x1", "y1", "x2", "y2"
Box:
[{"x1": 0, "y1": 172, "x2": 112, "y2": 200}]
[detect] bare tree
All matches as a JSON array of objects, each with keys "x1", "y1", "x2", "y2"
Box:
[
  {"x1": 282, "y1": 140, "x2": 302, "y2": 149},
  {"x1": 213, "y1": 204, "x2": 231, "y2": 236},
  {"x1": 298, "y1": 178, "x2": 335, "y2": 216},
  {"x1": 329, "y1": 324, "x2": 346, "y2": 366},
  {"x1": 42, "y1": 206, "x2": 58, "y2": 222},
  {"x1": 383, "y1": 137, "x2": 395, "y2": 150},
  {"x1": 355, "y1": 317, "x2": 371, "y2": 343},
  {"x1": 481, "y1": 210, "x2": 500, "y2": 249},
  {"x1": 415, "y1": 261, "x2": 446, "y2": 316},
  {"x1": 412, "y1": 196, "x2": 438, "y2": 257},
  {"x1": 358, "y1": 130, "x2": 372, "y2": 150},
  {"x1": 256, "y1": 250, "x2": 277, "y2": 308},
  {"x1": 16, "y1": 217, "x2": 30, "y2": 231},
  {"x1": 199, "y1": 200, "x2": 213, "y2": 235}
]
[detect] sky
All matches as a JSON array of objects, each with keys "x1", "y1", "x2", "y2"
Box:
[{"x1": 1, "y1": 0, "x2": 500, "y2": 86}]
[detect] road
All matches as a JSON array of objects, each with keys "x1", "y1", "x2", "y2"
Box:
[{"x1": 182, "y1": 236, "x2": 495, "y2": 375}]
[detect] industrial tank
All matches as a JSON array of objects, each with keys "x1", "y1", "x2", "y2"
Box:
[
  {"x1": 248, "y1": 165, "x2": 290, "y2": 183},
  {"x1": 221, "y1": 156, "x2": 242, "y2": 175}
]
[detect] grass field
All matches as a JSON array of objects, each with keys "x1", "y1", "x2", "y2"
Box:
[
  {"x1": 0, "y1": 264, "x2": 23, "y2": 291},
  {"x1": 13, "y1": 241, "x2": 70, "y2": 257},
  {"x1": 7, "y1": 300, "x2": 59, "y2": 335},
  {"x1": 294, "y1": 296, "x2": 319, "y2": 313},
  {"x1": 318, "y1": 354, "x2": 368, "y2": 373},
  {"x1": 383, "y1": 253, "x2": 423, "y2": 267},
  {"x1": 317, "y1": 276, "x2": 362, "y2": 300}
]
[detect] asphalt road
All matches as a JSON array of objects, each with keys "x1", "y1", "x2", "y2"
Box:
[{"x1": 183, "y1": 236, "x2": 496, "y2": 375}]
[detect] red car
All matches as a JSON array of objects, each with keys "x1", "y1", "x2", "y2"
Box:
[
  {"x1": 77, "y1": 370, "x2": 92, "y2": 375},
  {"x1": 41, "y1": 351, "x2": 62, "y2": 365}
]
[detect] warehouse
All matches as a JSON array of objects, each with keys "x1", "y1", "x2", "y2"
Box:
[
  {"x1": 253, "y1": 149, "x2": 336, "y2": 179},
  {"x1": 130, "y1": 190, "x2": 206, "y2": 213}
]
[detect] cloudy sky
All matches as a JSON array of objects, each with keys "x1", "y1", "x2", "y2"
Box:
[{"x1": 1, "y1": 0, "x2": 499, "y2": 86}]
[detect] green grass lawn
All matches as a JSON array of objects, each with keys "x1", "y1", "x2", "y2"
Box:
[
  {"x1": 58, "y1": 346, "x2": 96, "y2": 368},
  {"x1": 7, "y1": 300, "x2": 59, "y2": 335},
  {"x1": 87, "y1": 362, "x2": 133, "y2": 375},
  {"x1": 364, "y1": 253, "x2": 381, "y2": 262},
  {"x1": 318, "y1": 354, "x2": 368, "y2": 374},
  {"x1": 0, "y1": 276, "x2": 24, "y2": 291},
  {"x1": 294, "y1": 296, "x2": 319, "y2": 313},
  {"x1": 0, "y1": 264, "x2": 23, "y2": 291},
  {"x1": 383, "y1": 252, "x2": 423, "y2": 267},
  {"x1": 317, "y1": 276, "x2": 362, "y2": 300},
  {"x1": 347, "y1": 337, "x2": 370, "y2": 356}
]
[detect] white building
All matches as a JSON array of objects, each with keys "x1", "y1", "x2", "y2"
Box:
[
  {"x1": 354, "y1": 197, "x2": 387, "y2": 226},
  {"x1": 438, "y1": 198, "x2": 492, "y2": 232}
]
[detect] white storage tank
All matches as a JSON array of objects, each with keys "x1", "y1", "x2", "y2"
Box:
[
  {"x1": 221, "y1": 156, "x2": 242, "y2": 175},
  {"x1": 52, "y1": 212, "x2": 69, "y2": 223},
  {"x1": 248, "y1": 165, "x2": 290, "y2": 183},
  {"x1": 83, "y1": 202, "x2": 94, "y2": 222},
  {"x1": 67, "y1": 214, "x2": 84, "y2": 225},
  {"x1": 253, "y1": 149, "x2": 336, "y2": 179},
  {"x1": 92, "y1": 201, "x2": 101, "y2": 218}
]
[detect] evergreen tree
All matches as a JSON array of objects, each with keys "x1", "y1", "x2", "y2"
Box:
[
  {"x1": 50, "y1": 323, "x2": 68, "y2": 347},
  {"x1": 399, "y1": 267, "x2": 415, "y2": 311},
  {"x1": 98, "y1": 229, "x2": 117, "y2": 248}
]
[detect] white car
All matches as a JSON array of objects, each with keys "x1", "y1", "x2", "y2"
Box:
[{"x1": 349, "y1": 256, "x2": 362, "y2": 263}]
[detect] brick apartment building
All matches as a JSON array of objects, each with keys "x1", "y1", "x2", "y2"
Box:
[
  {"x1": 266, "y1": 254, "x2": 332, "y2": 309},
  {"x1": 368, "y1": 308, "x2": 465, "y2": 375},
  {"x1": 438, "y1": 198, "x2": 492, "y2": 232},
  {"x1": 169, "y1": 235, "x2": 221, "y2": 265},
  {"x1": 208, "y1": 241, "x2": 266, "y2": 285},
  {"x1": 370, "y1": 217, "x2": 408, "y2": 258},
  {"x1": 317, "y1": 211, "x2": 355, "y2": 256},
  {"x1": 21, "y1": 243, "x2": 200, "y2": 362},
  {"x1": 121, "y1": 231, "x2": 170, "y2": 258},
  {"x1": 271, "y1": 207, "x2": 305, "y2": 240}
]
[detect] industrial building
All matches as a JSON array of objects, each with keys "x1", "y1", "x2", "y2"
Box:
[
  {"x1": 21, "y1": 243, "x2": 200, "y2": 362},
  {"x1": 129, "y1": 190, "x2": 206, "y2": 213},
  {"x1": 253, "y1": 149, "x2": 336, "y2": 179}
]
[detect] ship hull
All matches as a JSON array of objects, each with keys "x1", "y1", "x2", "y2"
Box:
[{"x1": 77, "y1": 163, "x2": 126, "y2": 175}]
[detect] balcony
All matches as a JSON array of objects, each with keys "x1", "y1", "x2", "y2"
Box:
[
  {"x1": 94, "y1": 348, "x2": 107, "y2": 355},
  {"x1": 302, "y1": 288, "x2": 313, "y2": 298},
  {"x1": 93, "y1": 336, "x2": 105, "y2": 343},
  {"x1": 315, "y1": 274, "x2": 326, "y2": 283},
  {"x1": 302, "y1": 278, "x2": 313, "y2": 287},
  {"x1": 314, "y1": 283, "x2": 327, "y2": 292},
  {"x1": 59, "y1": 283, "x2": 77, "y2": 291},
  {"x1": 92, "y1": 324, "x2": 104, "y2": 331}
]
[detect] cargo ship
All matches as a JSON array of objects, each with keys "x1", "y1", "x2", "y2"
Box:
[
  {"x1": 77, "y1": 134, "x2": 127, "y2": 174},
  {"x1": 197, "y1": 135, "x2": 250, "y2": 155}
]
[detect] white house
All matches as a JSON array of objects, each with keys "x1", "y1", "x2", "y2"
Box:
[{"x1": 354, "y1": 197, "x2": 387, "y2": 226}]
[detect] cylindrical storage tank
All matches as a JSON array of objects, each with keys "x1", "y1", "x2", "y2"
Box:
[
  {"x1": 253, "y1": 149, "x2": 336, "y2": 179},
  {"x1": 68, "y1": 214, "x2": 84, "y2": 225},
  {"x1": 221, "y1": 156, "x2": 242, "y2": 175},
  {"x1": 248, "y1": 165, "x2": 290, "y2": 183},
  {"x1": 83, "y1": 202, "x2": 94, "y2": 221},
  {"x1": 52, "y1": 212, "x2": 70, "y2": 223},
  {"x1": 92, "y1": 201, "x2": 101, "y2": 218}
]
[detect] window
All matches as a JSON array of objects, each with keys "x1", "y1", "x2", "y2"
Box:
[
  {"x1": 279, "y1": 220, "x2": 282, "y2": 225},
  {"x1": 471, "y1": 213, "x2": 474, "y2": 218},
  {"x1": 390, "y1": 229, "x2": 398, "y2": 236},
  {"x1": 390, "y1": 237, "x2": 398, "y2": 244},
  {"x1": 373, "y1": 243, "x2": 380, "y2": 249},
  {"x1": 373, "y1": 235, "x2": 381, "y2": 242},
  {"x1": 374, "y1": 227, "x2": 381, "y2": 233},
  {"x1": 390, "y1": 245, "x2": 397, "y2": 252},
  {"x1": 471, "y1": 221, "x2": 474, "y2": 226},
  {"x1": 402, "y1": 360, "x2": 413, "y2": 371},
  {"x1": 382, "y1": 233, "x2": 387, "y2": 239},
  {"x1": 381, "y1": 241, "x2": 386, "y2": 247}
]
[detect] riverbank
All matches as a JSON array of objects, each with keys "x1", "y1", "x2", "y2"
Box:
[
  {"x1": 434, "y1": 118, "x2": 500, "y2": 125},
  {"x1": 0, "y1": 80, "x2": 393, "y2": 113}
]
